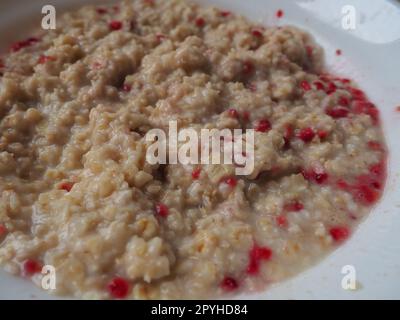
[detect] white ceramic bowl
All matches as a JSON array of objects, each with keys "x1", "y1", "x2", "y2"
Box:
[{"x1": 0, "y1": 0, "x2": 399, "y2": 299}]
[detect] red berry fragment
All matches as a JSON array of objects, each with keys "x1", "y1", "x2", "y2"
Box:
[
  {"x1": 348, "y1": 87, "x2": 365, "y2": 100},
  {"x1": 284, "y1": 201, "x2": 304, "y2": 212},
  {"x1": 96, "y1": 8, "x2": 107, "y2": 14},
  {"x1": 156, "y1": 33, "x2": 167, "y2": 42},
  {"x1": 326, "y1": 82, "x2": 337, "y2": 95},
  {"x1": 283, "y1": 124, "x2": 293, "y2": 149},
  {"x1": 300, "y1": 80, "x2": 311, "y2": 91},
  {"x1": 223, "y1": 177, "x2": 238, "y2": 188},
  {"x1": 326, "y1": 107, "x2": 349, "y2": 119},
  {"x1": 306, "y1": 46, "x2": 313, "y2": 58},
  {"x1": 195, "y1": 17, "x2": 205, "y2": 28},
  {"x1": 220, "y1": 11, "x2": 231, "y2": 17},
  {"x1": 242, "y1": 111, "x2": 250, "y2": 122},
  {"x1": 122, "y1": 84, "x2": 132, "y2": 92},
  {"x1": 59, "y1": 182, "x2": 74, "y2": 192},
  {"x1": 276, "y1": 9, "x2": 284, "y2": 18},
  {"x1": 329, "y1": 226, "x2": 350, "y2": 243},
  {"x1": 255, "y1": 119, "x2": 271, "y2": 133},
  {"x1": 38, "y1": 55, "x2": 56, "y2": 64},
  {"x1": 338, "y1": 96, "x2": 350, "y2": 107},
  {"x1": 242, "y1": 61, "x2": 254, "y2": 75},
  {"x1": 317, "y1": 130, "x2": 328, "y2": 140},
  {"x1": 10, "y1": 37, "x2": 40, "y2": 52},
  {"x1": 247, "y1": 244, "x2": 272, "y2": 276},
  {"x1": 155, "y1": 203, "x2": 169, "y2": 218},
  {"x1": 335, "y1": 49, "x2": 342, "y2": 56},
  {"x1": 107, "y1": 277, "x2": 130, "y2": 299},
  {"x1": 368, "y1": 141, "x2": 383, "y2": 151},
  {"x1": 297, "y1": 127, "x2": 315, "y2": 143},
  {"x1": 276, "y1": 215, "x2": 288, "y2": 227},
  {"x1": 0, "y1": 224, "x2": 7, "y2": 236},
  {"x1": 352, "y1": 100, "x2": 380, "y2": 124},
  {"x1": 23, "y1": 259, "x2": 42, "y2": 276},
  {"x1": 252, "y1": 29, "x2": 263, "y2": 38},
  {"x1": 220, "y1": 277, "x2": 239, "y2": 292},
  {"x1": 313, "y1": 81, "x2": 325, "y2": 91},
  {"x1": 228, "y1": 109, "x2": 239, "y2": 119},
  {"x1": 302, "y1": 168, "x2": 329, "y2": 184},
  {"x1": 192, "y1": 168, "x2": 201, "y2": 180},
  {"x1": 109, "y1": 20, "x2": 123, "y2": 31}
]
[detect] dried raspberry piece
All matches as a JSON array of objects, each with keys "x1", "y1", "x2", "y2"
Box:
[
  {"x1": 59, "y1": 182, "x2": 74, "y2": 192},
  {"x1": 247, "y1": 244, "x2": 272, "y2": 275},
  {"x1": 228, "y1": 109, "x2": 239, "y2": 119},
  {"x1": 192, "y1": 168, "x2": 201, "y2": 180},
  {"x1": 220, "y1": 277, "x2": 239, "y2": 291},
  {"x1": 300, "y1": 80, "x2": 311, "y2": 91},
  {"x1": 155, "y1": 203, "x2": 169, "y2": 218},
  {"x1": 23, "y1": 259, "x2": 42, "y2": 276},
  {"x1": 284, "y1": 201, "x2": 304, "y2": 212},
  {"x1": 38, "y1": 55, "x2": 56, "y2": 64},
  {"x1": 276, "y1": 215, "x2": 288, "y2": 227},
  {"x1": 109, "y1": 20, "x2": 123, "y2": 31},
  {"x1": 330, "y1": 226, "x2": 350, "y2": 243},
  {"x1": 276, "y1": 9, "x2": 284, "y2": 18},
  {"x1": 326, "y1": 107, "x2": 349, "y2": 119},
  {"x1": 223, "y1": 177, "x2": 238, "y2": 188},
  {"x1": 107, "y1": 277, "x2": 130, "y2": 299},
  {"x1": 297, "y1": 127, "x2": 315, "y2": 143},
  {"x1": 195, "y1": 17, "x2": 205, "y2": 28},
  {"x1": 255, "y1": 119, "x2": 271, "y2": 133}
]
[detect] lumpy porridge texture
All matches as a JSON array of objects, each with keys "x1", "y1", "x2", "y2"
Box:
[{"x1": 0, "y1": 0, "x2": 387, "y2": 299}]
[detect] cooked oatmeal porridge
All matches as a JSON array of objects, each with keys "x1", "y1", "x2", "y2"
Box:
[{"x1": 0, "y1": 0, "x2": 387, "y2": 299}]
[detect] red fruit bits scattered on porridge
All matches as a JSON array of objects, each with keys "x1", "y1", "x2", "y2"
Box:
[
  {"x1": 297, "y1": 127, "x2": 315, "y2": 143},
  {"x1": 317, "y1": 130, "x2": 328, "y2": 140},
  {"x1": 195, "y1": 17, "x2": 205, "y2": 28},
  {"x1": 23, "y1": 259, "x2": 42, "y2": 276},
  {"x1": 326, "y1": 107, "x2": 349, "y2": 119},
  {"x1": 247, "y1": 244, "x2": 272, "y2": 275},
  {"x1": 109, "y1": 20, "x2": 123, "y2": 31},
  {"x1": 59, "y1": 182, "x2": 74, "y2": 192},
  {"x1": 96, "y1": 8, "x2": 107, "y2": 14},
  {"x1": 38, "y1": 55, "x2": 56, "y2": 64},
  {"x1": 255, "y1": 119, "x2": 271, "y2": 132},
  {"x1": 220, "y1": 11, "x2": 231, "y2": 17},
  {"x1": 220, "y1": 277, "x2": 239, "y2": 291},
  {"x1": 0, "y1": 224, "x2": 7, "y2": 236},
  {"x1": 192, "y1": 168, "x2": 201, "y2": 180},
  {"x1": 338, "y1": 96, "x2": 350, "y2": 107},
  {"x1": 313, "y1": 81, "x2": 325, "y2": 91},
  {"x1": 329, "y1": 226, "x2": 350, "y2": 243},
  {"x1": 122, "y1": 84, "x2": 132, "y2": 92},
  {"x1": 302, "y1": 168, "x2": 329, "y2": 184},
  {"x1": 276, "y1": 9, "x2": 284, "y2": 18},
  {"x1": 276, "y1": 215, "x2": 288, "y2": 227},
  {"x1": 300, "y1": 80, "x2": 311, "y2": 91},
  {"x1": 10, "y1": 37, "x2": 40, "y2": 52},
  {"x1": 155, "y1": 203, "x2": 169, "y2": 217},
  {"x1": 368, "y1": 141, "x2": 383, "y2": 151},
  {"x1": 326, "y1": 82, "x2": 337, "y2": 95},
  {"x1": 228, "y1": 109, "x2": 239, "y2": 119},
  {"x1": 251, "y1": 29, "x2": 263, "y2": 38},
  {"x1": 284, "y1": 201, "x2": 304, "y2": 212},
  {"x1": 242, "y1": 61, "x2": 254, "y2": 75},
  {"x1": 107, "y1": 277, "x2": 130, "y2": 299},
  {"x1": 223, "y1": 177, "x2": 238, "y2": 188}
]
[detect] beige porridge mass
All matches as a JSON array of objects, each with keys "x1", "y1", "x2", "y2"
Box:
[{"x1": 0, "y1": 0, "x2": 387, "y2": 299}]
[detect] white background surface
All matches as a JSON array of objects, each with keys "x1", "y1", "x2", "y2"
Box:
[{"x1": 0, "y1": 0, "x2": 399, "y2": 299}]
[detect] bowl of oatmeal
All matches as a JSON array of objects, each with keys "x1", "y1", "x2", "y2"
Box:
[{"x1": 0, "y1": 0, "x2": 399, "y2": 299}]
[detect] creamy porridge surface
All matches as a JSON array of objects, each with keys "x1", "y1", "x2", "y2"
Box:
[{"x1": 0, "y1": 0, "x2": 387, "y2": 299}]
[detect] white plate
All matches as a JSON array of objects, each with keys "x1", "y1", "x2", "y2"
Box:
[{"x1": 0, "y1": 0, "x2": 399, "y2": 300}]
